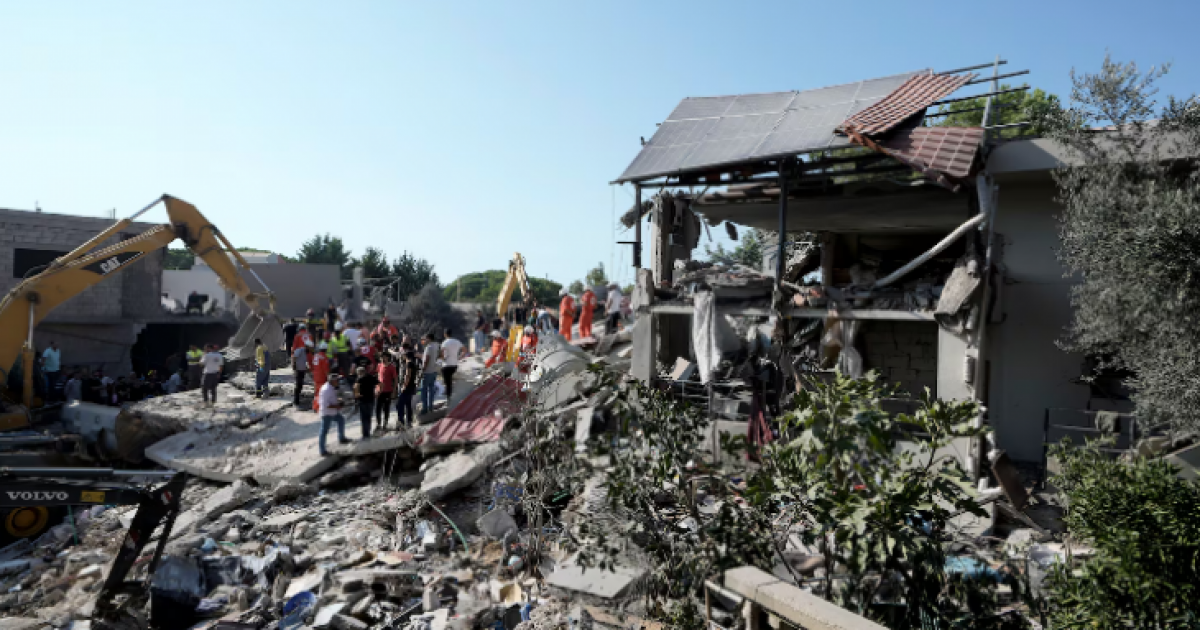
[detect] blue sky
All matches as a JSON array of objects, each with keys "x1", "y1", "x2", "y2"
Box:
[{"x1": 1, "y1": 1, "x2": 1196, "y2": 289}]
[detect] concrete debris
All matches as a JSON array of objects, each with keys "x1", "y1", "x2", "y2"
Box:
[{"x1": 421, "y1": 442, "x2": 504, "y2": 501}]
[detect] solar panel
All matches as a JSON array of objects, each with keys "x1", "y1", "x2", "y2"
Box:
[{"x1": 616, "y1": 70, "x2": 928, "y2": 182}]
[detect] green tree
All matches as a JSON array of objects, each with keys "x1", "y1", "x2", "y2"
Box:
[
  {"x1": 396, "y1": 282, "x2": 464, "y2": 340},
  {"x1": 933, "y1": 83, "x2": 1061, "y2": 137},
  {"x1": 391, "y1": 252, "x2": 439, "y2": 302},
  {"x1": 353, "y1": 246, "x2": 390, "y2": 279},
  {"x1": 442, "y1": 270, "x2": 561, "y2": 307},
  {"x1": 1042, "y1": 443, "x2": 1200, "y2": 627},
  {"x1": 705, "y1": 227, "x2": 764, "y2": 267},
  {"x1": 584, "y1": 262, "x2": 607, "y2": 289},
  {"x1": 1041, "y1": 56, "x2": 1200, "y2": 431},
  {"x1": 164, "y1": 248, "x2": 194, "y2": 270},
  {"x1": 297, "y1": 234, "x2": 352, "y2": 279},
  {"x1": 568, "y1": 280, "x2": 584, "y2": 295}
]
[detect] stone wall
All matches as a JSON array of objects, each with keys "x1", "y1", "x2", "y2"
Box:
[
  {"x1": 0, "y1": 208, "x2": 162, "y2": 322},
  {"x1": 1, "y1": 207, "x2": 163, "y2": 374},
  {"x1": 861, "y1": 321, "x2": 939, "y2": 398}
]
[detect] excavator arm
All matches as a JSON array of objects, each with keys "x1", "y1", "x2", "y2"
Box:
[
  {"x1": 496, "y1": 252, "x2": 532, "y2": 317},
  {"x1": 0, "y1": 195, "x2": 280, "y2": 424}
]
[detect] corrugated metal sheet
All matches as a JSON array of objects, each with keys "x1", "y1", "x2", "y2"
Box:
[
  {"x1": 882, "y1": 126, "x2": 984, "y2": 178},
  {"x1": 420, "y1": 375, "x2": 523, "y2": 448},
  {"x1": 615, "y1": 71, "x2": 927, "y2": 183},
  {"x1": 839, "y1": 73, "x2": 974, "y2": 135}
]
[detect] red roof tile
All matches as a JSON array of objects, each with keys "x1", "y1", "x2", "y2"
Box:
[
  {"x1": 840, "y1": 73, "x2": 974, "y2": 135},
  {"x1": 883, "y1": 126, "x2": 984, "y2": 179},
  {"x1": 420, "y1": 375, "x2": 523, "y2": 449}
]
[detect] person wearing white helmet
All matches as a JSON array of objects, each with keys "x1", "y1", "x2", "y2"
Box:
[{"x1": 558, "y1": 287, "x2": 576, "y2": 341}]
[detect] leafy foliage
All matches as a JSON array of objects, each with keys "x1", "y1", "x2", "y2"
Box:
[
  {"x1": 297, "y1": 234, "x2": 353, "y2": 279},
  {"x1": 740, "y1": 373, "x2": 1022, "y2": 628},
  {"x1": 1042, "y1": 443, "x2": 1200, "y2": 628},
  {"x1": 521, "y1": 367, "x2": 1023, "y2": 628},
  {"x1": 391, "y1": 251, "x2": 439, "y2": 301},
  {"x1": 395, "y1": 282, "x2": 463, "y2": 339},
  {"x1": 585, "y1": 262, "x2": 608, "y2": 289},
  {"x1": 442, "y1": 270, "x2": 561, "y2": 307},
  {"x1": 933, "y1": 83, "x2": 1061, "y2": 137},
  {"x1": 567, "y1": 280, "x2": 584, "y2": 295},
  {"x1": 353, "y1": 246, "x2": 390, "y2": 279},
  {"x1": 705, "y1": 227, "x2": 765, "y2": 267},
  {"x1": 164, "y1": 248, "x2": 194, "y2": 270},
  {"x1": 1040, "y1": 55, "x2": 1200, "y2": 431}
]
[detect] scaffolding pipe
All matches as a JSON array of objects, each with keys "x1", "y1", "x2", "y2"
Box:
[{"x1": 871, "y1": 213, "x2": 986, "y2": 289}]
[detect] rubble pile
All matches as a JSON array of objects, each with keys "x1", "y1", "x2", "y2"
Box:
[{"x1": 0, "y1": 328, "x2": 661, "y2": 630}]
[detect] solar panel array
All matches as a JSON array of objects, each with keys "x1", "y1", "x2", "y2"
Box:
[{"x1": 617, "y1": 70, "x2": 928, "y2": 183}]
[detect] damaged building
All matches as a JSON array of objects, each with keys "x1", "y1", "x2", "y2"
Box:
[{"x1": 616, "y1": 63, "x2": 1099, "y2": 465}]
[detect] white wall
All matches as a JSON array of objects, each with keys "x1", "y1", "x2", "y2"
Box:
[
  {"x1": 986, "y1": 181, "x2": 1090, "y2": 462},
  {"x1": 162, "y1": 268, "x2": 227, "y2": 312}
]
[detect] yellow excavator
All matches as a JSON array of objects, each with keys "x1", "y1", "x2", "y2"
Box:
[
  {"x1": 496, "y1": 252, "x2": 532, "y2": 317},
  {"x1": 0, "y1": 194, "x2": 285, "y2": 430}
]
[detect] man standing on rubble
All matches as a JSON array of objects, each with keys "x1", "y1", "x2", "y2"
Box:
[
  {"x1": 307, "y1": 308, "x2": 323, "y2": 340},
  {"x1": 354, "y1": 366, "x2": 378, "y2": 439},
  {"x1": 41, "y1": 341, "x2": 61, "y2": 401},
  {"x1": 311, "y1": 343, "x2": 330, "y2": 412},
  {"x1": 254, "y1": 338, "x2": 270, "y2": 399},
  {"x1": 440, "y1": 329, "x2": 464, "y2": 407},
  {"x1": 331, "y1": 328, "x2": 352, "y2": 382},
  {"x1": 200, "y1": 344, "x2": 223, "y2": 406},
  {"x1": 558, "y1": 288, "x2": 575, "y2": 340},
  {"x1": 282, "y1": 318, "x2": 298, "y2": 353},
  {"x1": 420, "y1": 332, "x2": 441, "y2": 415},
  {"x1": 375, "y1": 352, "x2": 397, "y2": 429},
  {"x1": 292, "y1": 339, "x2": 311, "y2": 407},
  {"x1": 317, "y1": 373, "x2": 350, "y2": 456},
  {"x1": 186, "y1": 344, "x2": 203, "y2": 390},
  {"x1": 473, "y1": 309, "x2": 487, "y2": 356},
  {"x1": 605, "y1": 283, "x2": 624, "y2": 333},
  {"x1": 579, "y1": 286, "x2": 597, "y2": 339},
  {"x1": 293, "y1": 323, "x2": 312, "y2": 352},
  {"x1": 484, "y1": 330, "x2": 508, "y2": 368},
  {"x1": 396, "y1": 344, "x2": 418, "y2": 426}
]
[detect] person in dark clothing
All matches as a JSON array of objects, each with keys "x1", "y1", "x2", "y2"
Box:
[
  {"x1": 82, "y1": 371, "x2": 101, "y2": 404},
  {"x1": 354, "y1": 367, "x2": 378, "y2": 439},
  {"x1": 396, "y1": 344, "x2": 418, "y2": 427},
  {"x1": 282, "y1": 319, "x2": 299, "y2": 352},
  {"x1": 324, "y1": 302, "x2": 338, "y2": 337}
]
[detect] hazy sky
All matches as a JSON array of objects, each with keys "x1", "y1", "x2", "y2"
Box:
[{"x1": 1, "y1": 1, "x2": 1196, "y2": 289}]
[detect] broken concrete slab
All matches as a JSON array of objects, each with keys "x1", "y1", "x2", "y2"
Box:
[
  {"x1": 545, "y1": 556, "x2": 644, "y2": 599},
  {"x1": 166, "y1": 481, "x2": 255, "y2": 540},
  {"x1": 1165, "y1": 441, "x2": 1200, "y2": 481},
  {"x1": 261, "y1": 511, "x2": 309, "y2": 531},
  {"x1": 145, "y1": 408, "x2": 340, "y2": 485},
  {"x1": 0, "y1": 618, "x2": 47, "y2": 630},
  {"x1": 724, "y1": 566, "x2": 889, "y2": 630},
  {"x1": 230, "y1": 368, "x2": 314, "y2": 401},
  {"x1": 421, "y1": 442, "x2": 505, "y2": 501}
]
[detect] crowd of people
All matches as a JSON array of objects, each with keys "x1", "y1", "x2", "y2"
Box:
[{"x1": 25, "y1": 289, "x2": 632, "y2": 456}]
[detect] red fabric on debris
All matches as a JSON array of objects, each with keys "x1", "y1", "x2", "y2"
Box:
[{"x1": 420, "y1": 375, "x2": 524, "y2": 447}]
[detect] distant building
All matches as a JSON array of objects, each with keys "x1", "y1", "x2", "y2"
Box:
[{"x1": 0, "y1": 207, "x2": 163, "y2": 376}]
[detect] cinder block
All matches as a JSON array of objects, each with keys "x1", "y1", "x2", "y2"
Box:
[
  {"x1": 894, "y1": 368, "x2": 918, "y2": 381},
  {"x1": 884, "y1": 355, "x2": 910, "y2": 369},
  {"x1": 911, "y1": 358, "x2": 937, "y2": 371}
]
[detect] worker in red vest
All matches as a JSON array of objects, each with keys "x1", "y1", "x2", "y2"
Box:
[
  {"x1": 558, "y1": 289, "x2": 576, "y2": 340},
  {"x1": 311, "y1": 344, "x2": 331, "y2": 412},
  {"x1": 518, "y1": 327, "x2": 538, "y2": 373},
  {"x1": 293, "y1": 323, "x2": 313, "y2": 351},
  {"x1": 578, "y1": 286, "x2": 597, "y2": 339}
]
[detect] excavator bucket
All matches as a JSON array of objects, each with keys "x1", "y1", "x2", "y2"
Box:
[{"x1": 225, "y1": 312, "x2": 287, "y2": 362}]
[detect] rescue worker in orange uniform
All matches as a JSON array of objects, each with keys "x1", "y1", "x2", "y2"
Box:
[
  {"x1": 558, "y1": 288, "x2": 576, "y2": 340},
  {"x1": 311, "y1": 343, "x2": 331, "y2": 412},
  {"x1": 484, "y1": 330, "x2": 509, "y2": 368},
  {"x1": 578, "y1": 286, "x2": 597, "y2": 339}
]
